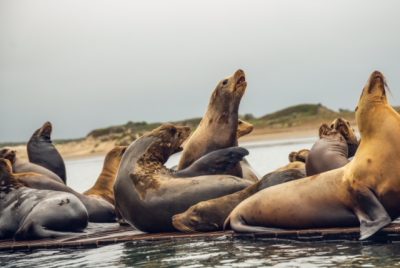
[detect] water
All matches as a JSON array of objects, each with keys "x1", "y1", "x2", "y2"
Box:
[{"x1": 3, "y1": 137, "x2": 400, "y2": 267}]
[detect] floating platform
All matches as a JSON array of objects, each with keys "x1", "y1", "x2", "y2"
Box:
[{"x1": 1, "y1": 223, "x2": 400, "y2": 252}]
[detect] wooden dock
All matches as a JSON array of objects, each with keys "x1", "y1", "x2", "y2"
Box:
[{"x1": 2, "y1": 223, "x2": 400, "y2": 252}]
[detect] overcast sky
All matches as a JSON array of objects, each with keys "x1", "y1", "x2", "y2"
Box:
[{"x1": 1, "y1": 0, "x2": 399, "y2": 142}]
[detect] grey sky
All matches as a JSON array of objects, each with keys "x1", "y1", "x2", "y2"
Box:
[{"x1": 1, "y1": 0, "x2": 399, "y2": 142}]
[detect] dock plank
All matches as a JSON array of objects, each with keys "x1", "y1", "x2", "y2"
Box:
[{"x1": 2, "y1": 223, "x2": 400, "y2": 251}]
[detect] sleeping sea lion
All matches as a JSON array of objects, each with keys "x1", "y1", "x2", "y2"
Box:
[
  {"x1": 0, "y1": 159, "x2": 88, "y2": 240},
  {"x1": 12, "y1": 171, "x2": 116, "y2": 223},
  {"x1": 172, "y1": 168, "x2": 305, "y2": 232}
]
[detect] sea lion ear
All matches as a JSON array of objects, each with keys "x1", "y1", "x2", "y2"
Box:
[{"x1": 319, "y1": 124, "x2": 331, "y2": 138}]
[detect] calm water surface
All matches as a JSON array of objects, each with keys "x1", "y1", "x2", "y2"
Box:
[{"x1": 3, "y1": 137, "x2": 400, "y2": 267}]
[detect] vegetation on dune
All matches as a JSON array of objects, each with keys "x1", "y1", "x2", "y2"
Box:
[{"x1": 5, "y1": 103, "x2": 390, "y2": 147}]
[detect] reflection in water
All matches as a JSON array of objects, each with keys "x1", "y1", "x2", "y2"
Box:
[{"x1": 4, "y1": 137, "x2": 400, "y2": 267}]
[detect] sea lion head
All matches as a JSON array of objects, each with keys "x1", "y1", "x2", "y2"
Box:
[
  {"x1": 147, "y1": 124, "x2": 191, "y2": 164},
  {"x1": 0, "y1": 158, "x2": 22, "y2": 192},
  {"x1": 237, "y1": 119, "x2": 254, "y2": 138},
  {"x1": 209, "y1": 69, "x2": 247, "y2": 113},
  {"x1": 356, "y1": 71, "x2": 389, "y2": 133},
  {"x1": 330, "y1": 118, "x2": 359, "y2": 157},
  {"x1": 104, "y1": 146, "x2": 127, "y2": 166},
  {"x1": 288, "y1": 149, "x2": 310, "y2": 163},
  {"x1": 31, "y1": 121, "x2": 53, "y2": 142},
  {"x1": 318, "y1": 123, "x2": 345, "y2": 142},
  {"x1": 0, "y1": 148, "x2": 17, "y2": 164},
  {"x1": 172, "y1": 201, "x2": 220, "y2": 232}
]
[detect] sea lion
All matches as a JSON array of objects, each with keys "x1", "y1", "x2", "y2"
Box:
[
  {"x1": 288, "y1": 149, "x2": 310, "y2": 163},
  {"x1": 225, "y1": 71, "x2": 399, "y2": 240},
  {"x1": 0, "y1": 159, "x2": 88, "y2": 240},
  {"x1": 27, "y1": 121, "x2": 67, "y2": 183},
  {"x1": 11, "y1": 171, "x2": 116, "y2": 223},
  {"x1": 305, "y1": 124, "x2": 350, "y2": 176},
  {"x1": 83, "y1": 146, "x2": 127, "y2": 205},
  {"x1": 0, "y1": 147, "x2": 64, "y2": 183},
  {"x1": 177, "y1": 69, "x2": 247, "y2": 178},
  {"x1": 173, "y1": 147, "x2": 250, "y2": 178},
  {"x1": 237, "y1": 119, "x2": 254, "y2": 138},
  {"x1": 114, "y1": 124, "x2": 252, "y2": 233},
  {"x1": 272, "y1": 149, "x2": 310, "y2": 173},
  {"x1": 330, "y1": 117, "x2": 359, "y2": 157},
  {"x1": 172, "y1": 169, "x2": 306, "y2": 232}
]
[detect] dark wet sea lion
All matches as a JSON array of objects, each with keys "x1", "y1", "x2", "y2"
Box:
[
  {"x1": 305, "y1": 124, "x2": 350, "y2": 176},
  {"x1": 225, "y1": 71, "x2": 399, "y2": 240},
  {"x1": 177, "y1": 69, "x2": 247, "y2": 178},
  {"x1": 27, "y1": 121, "x2": 67, "y2": 183},
  {"x1": 114, "y1": 124, "x2": 252, "y2": 233},
  {"x1": 0, "y1": 147, "x2": 64, "y2": 183},
  {"x1": 330, "y1": 117, "x2": 359, "y2": 157},
  {"x1": 0, "y1": 159, "x2": 88, "y2": 240},
  {"x1": 84, "y1": 146, "x2": 127, "y2": 205},
  {"x1": 172, "y1": 169, "x2": 306, "y2": 232},
  {"x1": 173, "y1": 147, "x2": 249, "y2": 178},
  {"x1": 12, "y1": 170, "x2": 116, "y2": 223}
]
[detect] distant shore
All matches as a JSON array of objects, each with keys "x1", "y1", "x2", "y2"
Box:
[{"x1": 10, "y1": 125, "x2": 322, "y2": 161}]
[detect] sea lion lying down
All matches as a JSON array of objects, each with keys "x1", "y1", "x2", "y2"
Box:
[{"x1": 224, "y1": 71, "x2": 400, "y2": 240}]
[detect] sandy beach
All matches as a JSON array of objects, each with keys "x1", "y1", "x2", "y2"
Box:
[{"x1": 9, "y1": 125, "x2": 323, "y2": 161}]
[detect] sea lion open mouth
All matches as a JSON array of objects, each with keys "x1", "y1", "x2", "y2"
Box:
[
  {"x1": 237, "y1": 76, "x2": 246, "y2": 85},
  {"x1": 368, "y1": 71, "x2": 386, "y2": 94}
]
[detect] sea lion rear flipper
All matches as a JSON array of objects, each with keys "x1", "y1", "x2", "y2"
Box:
[
  {"x1": 223, "y1": 214, "x2": 283, "y2": 233},
  {"x1": 174, "y1": 147, "x2": 249, "y2": 178},
  {"x1": 353, "y1": 187, "x2": 392, "y2": 240}
]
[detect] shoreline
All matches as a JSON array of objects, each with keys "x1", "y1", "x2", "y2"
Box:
[{"x1": 8, "y1": 126, "x2": 320, "y2": 161}]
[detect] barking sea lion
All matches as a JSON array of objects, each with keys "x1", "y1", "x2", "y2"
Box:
[{"x1": 225, "y1": 71, "x2": 399, "y2": 240}]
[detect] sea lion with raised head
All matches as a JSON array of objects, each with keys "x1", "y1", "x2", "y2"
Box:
[
  {"x1": 172, "y1": 168, "x2": 306, "y2": 232},
  {"x1": 330, "y1": 117, "x2": 359, "y2": 157},
  {"x1": 114, "y1": 124, "x2": 252, "y2": 233},
  {"x1": 27, "y1": 121, "x2": 67, "y2": 183},
  {"x1": 305, "y1": 124, "x2": 350, "y2": 176},
  {"x1": 84, "y1": 146, "x2": 127, "y2": 205},
  {"x1": 0, "y1": 159, "x2": 88, "y2": 240},
  {"x1": 0, "y1": 147, "x2": 64, "y2": 184},
  {"x1": 224, "y1": 71, "x2": 400, "y2": 240},
  {"x1": 177, "y1": 69, "x2": 247, "y2": 178}
]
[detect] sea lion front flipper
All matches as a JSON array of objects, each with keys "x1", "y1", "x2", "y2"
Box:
[
  {"x1": 174, "y1": 147, "x2": 249, "y2": 178},
  {"x1": 353, "y1": 187, "x2": 392, "y2": 240}
]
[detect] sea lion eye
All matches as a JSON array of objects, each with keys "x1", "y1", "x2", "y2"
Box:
[{"x1": 222, "y1": 79, "x2": 228, "y2": 86}]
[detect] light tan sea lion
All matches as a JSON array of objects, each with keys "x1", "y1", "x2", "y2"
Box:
[
  {"x1": 225, "y1": 71, "x2": 399, "y2": 240},
  {"x1": 178, "y1": 69, "x2": 247, "y2": 178},
  {"x1": 84, "y1": 146, "x2": 127, "y2": 205}
]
